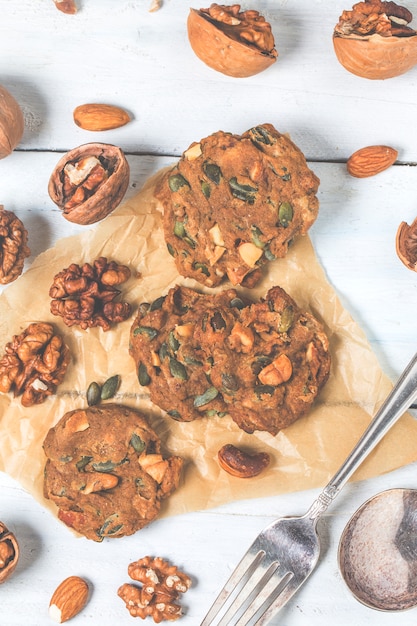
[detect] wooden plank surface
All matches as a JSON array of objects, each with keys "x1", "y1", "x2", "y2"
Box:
[{"x1": 1, "y1": 1, "x2": 417, "y2": 624}]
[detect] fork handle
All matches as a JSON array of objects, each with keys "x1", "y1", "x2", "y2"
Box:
[{"x1": 308, "y1": 351, "x2": 417, "y2": 520}]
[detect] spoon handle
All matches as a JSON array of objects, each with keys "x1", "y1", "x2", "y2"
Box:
[{"x1": 309, "y1": 351, "x2": 417, "y2": 519}]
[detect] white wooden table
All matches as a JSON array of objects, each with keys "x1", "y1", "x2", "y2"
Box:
[{"x1": 2, "y1": 1, "x2": 417, "y2": 624}]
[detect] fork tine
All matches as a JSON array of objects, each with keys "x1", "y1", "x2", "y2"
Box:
[
  {"x1": 252, "y1": 576, "x2": 302, "y2": 625},
  {"x1": 235, "y1": 570, "x2": 294, "y2": 626},
  {"x1": 216, "y1": 558, "x2": 281, "y2": 626},
  {"x1": 200, "y1": 548, "x2": 265, "y2": 625}
]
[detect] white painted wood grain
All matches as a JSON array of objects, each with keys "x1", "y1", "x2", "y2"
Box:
[
  {"x1": 0, "y1": 1, "x2": 417, "y2": 160},
  {"x1": 2, "y1": 1, "x2": 417, "y2": 624}
]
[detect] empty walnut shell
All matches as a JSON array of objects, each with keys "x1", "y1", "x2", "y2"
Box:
[
  {"x1": 48, "y1": 142, "x2": 130, "y2": 225},
  {"x1": 0, "y1": 522, "x2": 19, "y2": 583},
  {"x1": 333, "y1": 34, "x2": 417, "y2": 79},
  {"x1": 187, "y1": 5, "x2": 277, "y2": 78},
  {"x1": 396, "y1": 217, "x2": 417, "y2": 271},
  {"x1": 0, "y1": 85, "x2": 24, "y2": 159}
]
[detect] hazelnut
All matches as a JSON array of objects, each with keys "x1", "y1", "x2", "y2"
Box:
[
  {"x1": 218, "y1": 443, "x2": 270, "y2": 478},
  {"x1": 0, "y1": 522, "x2": 19, "y2": 583},
  {"x1": 0, "y1": 85, "x2": 24, "y2": 159},
  {"x1": 187, "y1": 4, "x2": 277, "y2": 78},
  {"x1": 333, "y1": 1, "x2": 417, "y2": 79},
  {"x1": 48, "y1": 142, "x2": 130, "y2": 225}
]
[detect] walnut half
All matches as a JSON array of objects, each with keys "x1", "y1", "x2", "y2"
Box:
[
  {"x1": 49, "y1": 256, "x2": 133, "y2": 331},
  {"x1": 0, "y1": 322, "x2": 70, "y2": 407},
  {"x1": 396, "y1": 217, "x2": 417, "y2": 271}
]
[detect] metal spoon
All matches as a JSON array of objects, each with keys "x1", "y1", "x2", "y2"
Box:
[{"x1": 339, "y1": 488, "x2": 417, "y2": 611}]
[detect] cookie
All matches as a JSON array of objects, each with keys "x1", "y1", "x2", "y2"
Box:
[
  {"x1": 129, "y1": 285, "x2": 331, "y2": 435},
  {"x1": 155, "y1": 124, "x2": 320, "y2": 288},
  {"x1": 43, "y1": 403, "x2": 183, "y2": 541}
]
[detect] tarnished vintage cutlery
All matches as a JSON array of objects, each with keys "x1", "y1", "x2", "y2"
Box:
[{"x1": 201, "y1": 352, "x2": 417, "y2": 626}]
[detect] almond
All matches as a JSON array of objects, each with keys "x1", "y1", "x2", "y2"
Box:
[
  {"x1": 73, "y1": 103, "x2": 131, "y2": 132},
  {"x1": 49, "y1": 575, "x2": 89, "y2": 623},
  {"x1": 346, "y1": 145, "x2": 398, "y2": 178}
]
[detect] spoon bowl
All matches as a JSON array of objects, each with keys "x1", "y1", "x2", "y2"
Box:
[{"x1": 339, "y1": 488, "x2": 417, "y2": 612}]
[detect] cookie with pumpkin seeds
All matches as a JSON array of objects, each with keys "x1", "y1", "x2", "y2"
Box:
[
  {"x1": 43, "y1": 403, "x2": 183, "y2": 541},
  {"x1": 155, "y1": 123, "x2": 320, "y2": 288},
  {"x1": 129, "y1": 285, "x2": 331, "y2": 435}
]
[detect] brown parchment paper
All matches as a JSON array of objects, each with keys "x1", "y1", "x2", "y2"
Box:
[{"x1": 1, "y1": 168, "x2": 417, "y2": 523}]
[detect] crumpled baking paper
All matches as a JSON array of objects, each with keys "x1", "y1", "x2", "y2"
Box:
[{"x1": 1, "y1": 168, "x2": 417, "y2": 525}]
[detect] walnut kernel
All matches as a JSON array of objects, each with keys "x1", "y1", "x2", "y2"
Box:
[
  {"x1": 0, "y1": 522, "x2": 19, "y2": 583},
  {"x1": 0, "y1": 322, "x2": 70, "y2": 407},
  {"x1": 49, "y1": 257, "x2": 133, "y2": 331}
]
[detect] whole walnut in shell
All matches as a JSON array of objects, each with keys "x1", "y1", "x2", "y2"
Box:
[
  {"x1": 48, "y1": 142, "x2": 130, "y2": 225},
  {"x1": 333, "y1": 0, "x2": 417, "y2": 79},
  {"x1": 0, "y1": 205, "x2": 30, "y2": 284},
  {"x1": 187, "y1": 4, "x2": 277, "y2": 77},
  {"x1": 0, "y1": 85, "x2": 24, "y2": 159}
]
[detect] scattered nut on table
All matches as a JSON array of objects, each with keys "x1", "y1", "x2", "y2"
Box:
[
  {"x1": 49, "y1": 256, "x2": 133, "y2": 331},
  {"x1": 118, "y1": 556, "x2": 192, "y2": 622},
  {"x1": 73, "y1": 103, "x2": 131, "y2": 132},
  {"x1": 218, "y1": 444, "x2": 270, "y2": 478},
  {"x1": 48, "y1": 142, "x2": 130, "y2": 225},
  {"x1": 0, "y1": 322, "x2": 70, "y2": 407},
  {"x1": 0, "y1": 205, "x2": 30, "y2": 284},
  {"x1": 187, "y1": 4, "x2": 277, "y2": 77},
  {"x1": 52, "y1": 0, "x2": 77, "y2": 14},
  {"x1": 49, "y1": 575, "x2": 89, "y2": 623},
  {"x1": 346, "y1": 145, "x2": 398, "y2": 178},
  {"x1": 396, "y1": 217, "x2": 417, "y2": 271},
  {"x1": 0, "y1": 84, "x2": 24, "y2": 159},
  {"x1": 333, "y1": 0, "x2": 417, "y2": 79},
  {"x1": 0, "y1": 522, "x2": 19, "y2": 583}
]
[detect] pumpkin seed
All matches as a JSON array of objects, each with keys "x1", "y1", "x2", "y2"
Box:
[
  {"x1": 264, "y1": 246, "x2": 277, "y2": 261},
  {"x1": 169, "y1": 357, "x2": 188, "y2": 380},
  {"x1": 92, "y1": 460, "x2": 118, "y2": 472},
  {"x1": 168, "y1": 173, "x2": 190, "y2": 192},
  {"x1": 278, "y1": 202, "x2": 293, "y2": 228},
  {"x1": 255, "y1": 384, "x2": 275, "y2": 398},
  {"x1": 201, "y1": 180, "x2": 211, "y2": 198},
  {"x1": 167, "y1": 242, "x2": 176, "y2": 257},
  {"x1": 230, "y1": 297, "x2": 245, "y2": 310},
  {"x1": 133, "y1": 326, "x2": 158, "y2": 340},
  {"x1": 194, "y1": 386, "x2": 219, "y2": 407},
  {"x1": 98, "y1": 513, "x2": 122, "y2": 538},
  {"x1": 138, "y1": 302, "x2": 151, "y2": 315},
  {"x1": 159, "y1": 342, "x2": 168, "y2": 361},
  {"x1": 203, "y1": 161, "x2": 222, "y2": 184},
  {"x1": 168, "y1": 330, "x2": 180, "y2": 353},
  {"x1": 251, "y1": 225, "x2": 265, "y2": 249},
  {"x1": 279, "y1": 306, "x2": 294, "y2": 333},
  {"x1": 249, "y1": 125, "x2": 276, "y2": 146},
  {"x1": 138, "y1": 362, "x2": 151, "y2": 386},
  {"x1": 76, "y1": 455, "x2": 93, "y2": 472},
  {"x1": 173, "y1": 220, "x2": 196, "y2": 249},
  {"x1": 193, "y1": 261, "x2": 210, "y2": 276},
  {"x1": 229, "y1": 177, "x2": 257, "y2": 204},
  {"x1": 221, "y1": 372, "x2": 239, "y2": 392},
  {"x1": 167, "y1": 409, "x2": 182, "y2": 420},
  {"x1": 87, "y1": 381, "x2": 101, "y2": 406},
  {"x1": 251, "y1": 356, "x2": 272, "y2": 375},
  {"x1": 149, "y1": 295, "x2": 165, "y2": 311},
  {"x1": 183, "y1": 355, "x2": 203, "y2": 366},
  {"x1": 100, "y1": 375, "x2": 120, "y2": 400},
  {"x1": 130, "y1": 433, "x2": 146, "y2": 454}
]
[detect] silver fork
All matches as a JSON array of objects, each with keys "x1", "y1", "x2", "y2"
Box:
[{"x1": 200, "y1": 351, "x2": 417, "y2": 626}]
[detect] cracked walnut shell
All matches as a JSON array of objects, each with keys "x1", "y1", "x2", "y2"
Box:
[
  {"x1": 333, "y1": 1, "x2": 417, "y2": 79},
  {"x1": 0, "y1": 205, "x2": 30, "y2": 284},
  {"x1": 48, "y1": 142, "x2": 130, "y2": 225},
  {"x1": 0, "y1": 522, "x2": 19, "y2": 583},
  {"x1": 0, "y1": 322, "x2": 70, "y2": 407},
  {"x1": 187, "y1": 4, "x2": 277, "y2": 77}
]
